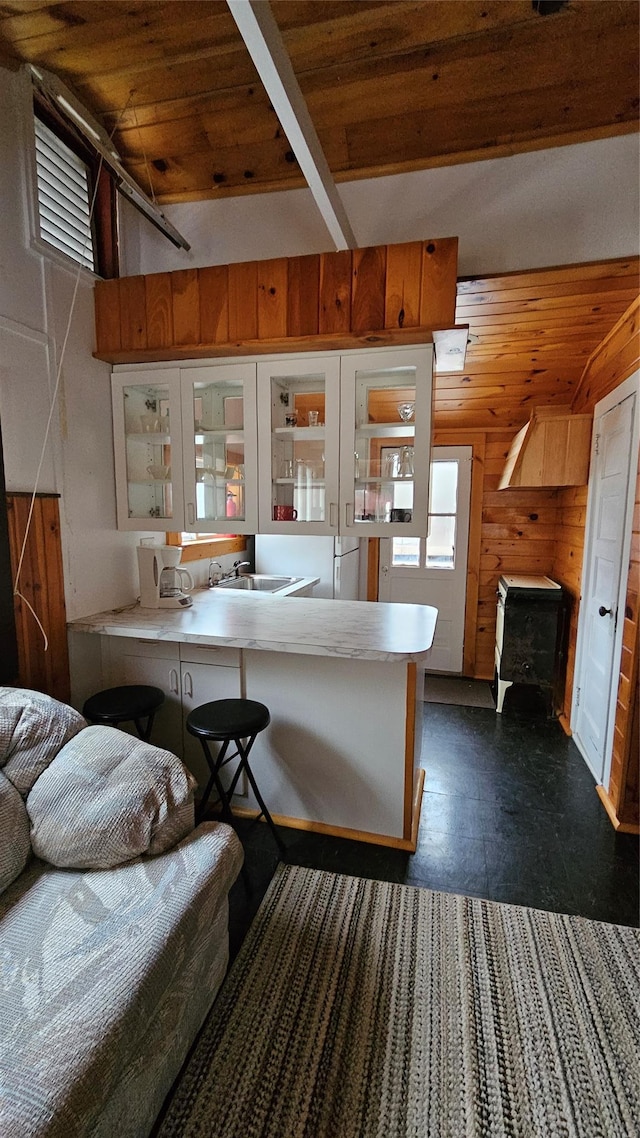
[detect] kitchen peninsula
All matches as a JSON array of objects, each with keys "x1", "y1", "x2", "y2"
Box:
[{"x1": 68, "y1": 590, "x2": 437, "y2": 849}]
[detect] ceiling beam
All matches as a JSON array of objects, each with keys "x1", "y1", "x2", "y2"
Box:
[{"x1": 227, "y1": 0, "x2": 357, "y2": 251}]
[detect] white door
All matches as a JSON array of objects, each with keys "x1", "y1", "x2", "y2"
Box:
[
  {"x1": 573, "y1": 379, "x2": 638, "y2": 783},
  {"x1": 379, "y1": 447, "x2": 472, "y2": 672}
]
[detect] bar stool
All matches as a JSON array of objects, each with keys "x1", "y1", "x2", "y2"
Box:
[
  {"x1": 82, "y1": 685, "x2": 164, "y2": 743},
  {"x1": 186, "y1": 698, "x2": 285, "y2": 855}
]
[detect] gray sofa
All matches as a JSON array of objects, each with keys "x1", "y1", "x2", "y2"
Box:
[{"x1": 0, "y1": 686, "x2": 244, "y2": 1138}]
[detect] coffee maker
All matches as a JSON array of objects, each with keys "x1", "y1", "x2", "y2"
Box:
[{"x1": 137, "y1": 545, "x2": 194, "y2": 609}]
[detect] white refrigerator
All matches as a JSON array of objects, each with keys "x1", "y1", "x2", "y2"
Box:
[{"x1": 254, "y1": 535, "x2": 360, "y2": 600}]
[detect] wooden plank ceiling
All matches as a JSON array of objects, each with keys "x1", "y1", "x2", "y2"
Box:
[
  {"x1": 0, "y1": 0, "x2": 638, "y2": 203},
  {"x1": 440, "y1": 256, "x2": 640, "y2": 431}
]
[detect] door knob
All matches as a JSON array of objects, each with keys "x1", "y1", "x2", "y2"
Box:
[{"x1": 598, "y1": 605, "x2": 612, "y2": 617}]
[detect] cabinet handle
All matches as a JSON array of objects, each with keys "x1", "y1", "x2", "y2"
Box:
[
  {"x1": 345, "y1": 502, "x2": 353, "y2": 527},
  {"x1": 329, "y1": 502, "x2": 338, "y2": 528},
  {"x1": 598, "y1": 605, "x2": 612, "y2": 617},
  {"x1": 187, "y1": 502, "x2": 195, "y2": 526},
  {"x1": 183, "y1": 670, "x2": 193, "y2": 697},
  {"x1": 169, "y1": 668, "x2": 179, "y2": 694}
]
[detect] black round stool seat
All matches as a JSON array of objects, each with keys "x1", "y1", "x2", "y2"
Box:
[
  {"x1": 82, "y1": 685, "x2": 164, "y2": 743},
  {"x1": 186, "y1": 698, "x2": 270, "y2": 742}
]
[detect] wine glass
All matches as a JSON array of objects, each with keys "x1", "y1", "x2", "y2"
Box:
[{"x1": 397, "y1": 402, "x2": 415, "y2": 422}]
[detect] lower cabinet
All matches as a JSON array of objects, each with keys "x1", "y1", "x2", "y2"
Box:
[{"x1": 102, "y1": 637, "x2": 242, "y2": 794}]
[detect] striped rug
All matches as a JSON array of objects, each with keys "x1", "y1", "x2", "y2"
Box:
[{"x1": 159, "y1": 865, "x2": 640, "y2": 1138}]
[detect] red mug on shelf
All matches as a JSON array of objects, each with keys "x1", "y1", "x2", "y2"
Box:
[{"x1": 273, "y1": 505, "x2": 298, "y2": 521}]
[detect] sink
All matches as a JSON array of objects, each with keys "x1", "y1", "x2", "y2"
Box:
[{"x1": 215, "y1": 574, "x2": 299, "y2": 593}]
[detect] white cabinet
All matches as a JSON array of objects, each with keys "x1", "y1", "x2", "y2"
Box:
[
  {"x1": 111, "y1": 369, "x2": 185, "y2": 532},
  {"x1": 112, "y1": 364, "x2": 258, "y2": 533},
  {"x1": 257, "y1": 356, "x2": 341, "y2": 534},
  {"x1": 101, "y1": 637, "x2": 242, "y2": 794},
  {"x1": 339, "y1": 347, "x2": 432, "y2": 538},
  {"x1": 112, "y1": 345, "x2": 433, "y2": 537},
  {"x1": 180, "y1": 363, "x2": 258, "y2": 533}
]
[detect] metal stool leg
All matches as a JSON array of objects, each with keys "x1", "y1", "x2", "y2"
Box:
[
  {"x1": 133, "y1": 711, "x2": 157, "y2": 742},
  {"x1": 196, "y1": 738, "x2": 234, "y2": 822},
  {"x1": 230, "y1": 735, "x2": 287, "y2": 857}
]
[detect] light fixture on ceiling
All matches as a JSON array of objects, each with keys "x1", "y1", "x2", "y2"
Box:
[{"x1": 432, "y1": 327, "x2": 470, "y2": 373}]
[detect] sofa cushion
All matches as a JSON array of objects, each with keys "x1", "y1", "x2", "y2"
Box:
[
  {"x1": 27, "y1": 726, "x2": 197, "y2": 869},
  {"x1": 0, "y1": 687, "x2": 85, "y2": 798},
  {"x1": 0, "y1": 770, "x2": 30, "y2": 894}
]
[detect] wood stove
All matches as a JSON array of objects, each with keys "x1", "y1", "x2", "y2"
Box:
[{"x1": 495, "y1": 574, "x2": 563, "y2": 714}]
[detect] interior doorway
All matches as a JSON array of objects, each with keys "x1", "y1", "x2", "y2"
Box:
[
  {"x1": 379, "y1": 446, "x2": 472, "y2": 672},
  {"x1": 572, "y1": 372, "x2": 639, "y2": 785}
]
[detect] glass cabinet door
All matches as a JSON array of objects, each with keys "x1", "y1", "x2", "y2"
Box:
[
  {"x1": 257, "y1": 357, "x2": 341, "y2": 534},
  {"x1": 180, "y1": 363, "x2": 257, "y2": 533},
  {"x1": 339, "y1": 347, "x2": 433, "y2": 537},
  {"x1": 111, "y1": 369, "x2": 184, "y2": 531}
]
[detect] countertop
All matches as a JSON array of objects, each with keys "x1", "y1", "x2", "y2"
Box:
[{"x1": 68, "y1": 588, "x2": 437, "y2": 663}]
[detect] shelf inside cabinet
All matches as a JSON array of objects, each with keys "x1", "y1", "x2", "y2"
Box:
[
  {"x1": 197, "y1": 476, "x2": 245, "y2": 485},
  {"x1": 355, "y1": 476, "x2": 414, "y2": 484},
  {"x1": 275, "y1": 477, "x2": 325, "y2": 487},
  {"x1": 129, "y1": 478, "x2": 172, "y2": 486},
  {"x1": 355, "y1": 422, "x2": 415, "y2": 438},
  {"x1": 196, "y1": 429, "x2": 244, "y2": 443},
  {"x1": 126, "y1": 432, "x2": 171, "y2": 443},
  {"x1": 273, "y1": 426, "x2": 325, "y2": 440}
]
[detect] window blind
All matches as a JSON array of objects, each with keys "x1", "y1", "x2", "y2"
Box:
[{"x1": 34, "y1": 117, "x2": 95, "y2": 272}]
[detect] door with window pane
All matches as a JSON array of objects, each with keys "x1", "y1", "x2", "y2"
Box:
[{"x1": 379, "y1": 447, "x2": 472, "y2": 672}]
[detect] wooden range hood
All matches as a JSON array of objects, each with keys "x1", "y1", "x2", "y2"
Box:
[{"x1": 499, "y1": 405, "x2": 593, "y2": 490}]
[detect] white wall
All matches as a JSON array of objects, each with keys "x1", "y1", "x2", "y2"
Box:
[
  {"x1": 0, "y1": 67, "x2": 145, "y2": 622},
  {"x1": 124, "y1": 134, "x2": 640, "y2": 277}
]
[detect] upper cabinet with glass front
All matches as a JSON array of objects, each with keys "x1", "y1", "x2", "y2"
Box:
[
  {"x1": 111, "y1": 369, "x2": 185, "y2": 531},
  {"x1": 339, "y1": 347, "x2": 433, "y2": 537},
  {"x1": 180, "y1": 363, "x2": 258, "y2": 533},
  {"x1": 112, "y1": 346, "x2": 432, "y2": 536},
  {"x1": 256, "y1": 357, "x2": 341, "y2": 534}
]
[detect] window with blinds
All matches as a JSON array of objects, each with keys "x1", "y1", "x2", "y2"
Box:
[{"x1": 34, "y1": 117, "x2": 95, "y2": 272}]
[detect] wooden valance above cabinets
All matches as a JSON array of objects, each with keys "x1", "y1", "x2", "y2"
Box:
[
  {"x1": 499, "y1": 406, "x2": 593, "y2": 490},
  {"x1": 93, "y1": 237, "x2": 460, "y2": 365}
]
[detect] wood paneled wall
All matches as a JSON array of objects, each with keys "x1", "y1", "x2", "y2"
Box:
[
  {"x1": 6, "y1": 493, "x2": 70, "y2": 704},
  {"x1": 553, "y1": 297, "x2": 640, "y2": 828},
  {"x1": 476, "y1": 435, "x2": 558, "y2": 680},
  {"x1": 94, "y1": 237, "x2": 458, "y2": 363}
]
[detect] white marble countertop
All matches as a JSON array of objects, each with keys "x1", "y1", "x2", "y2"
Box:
[{"x1": 68, "y1": 588, "x2": 437, "y2": 663}]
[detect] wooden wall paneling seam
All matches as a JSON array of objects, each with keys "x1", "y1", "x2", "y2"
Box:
[
  {"x1": 144, "y1": 272, "x2": 173, "y2": 349},
  {"x1": 286, "y1": 254, "x2": 320, "y2": 337},
  {"x1": 384, "y1": 240, "x2": 422, "y2": 329},
  {"x1": 228, "y1": 260, "x2": 259, "y2": 341},
  {"x1": 118, "y1": 275, "x2": 147, "y2": 351},
  {"x1": 171, "y1": 268, "x2": 200, "y2": 345},
  {"x1": 419, "y1": 237, "x2": 458, "y2": 329},
  {"x1": 351, "y1": 245, "x2": 386, "y2": 334},
  {"x1": 318, "y1": 249, "x2": 352, "y2": 334},
  {"x1": 257, "y1": 258, "x2": 288, "y2": 341},
  {"x1": 198, "y1": 264, "x2": 230, "y2": 344}
]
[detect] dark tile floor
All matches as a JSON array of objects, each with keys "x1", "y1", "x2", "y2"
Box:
[{"x1": 226, "y1": 698, "x2": 640, "y2": 961}]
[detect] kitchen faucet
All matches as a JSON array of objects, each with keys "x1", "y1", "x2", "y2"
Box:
[
  {"x1": 208, "y1": 559, "x2": 251, "y2": 586},
  {"x1": 208, "y1": 561, "x2": 223, "y2": 587}
]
